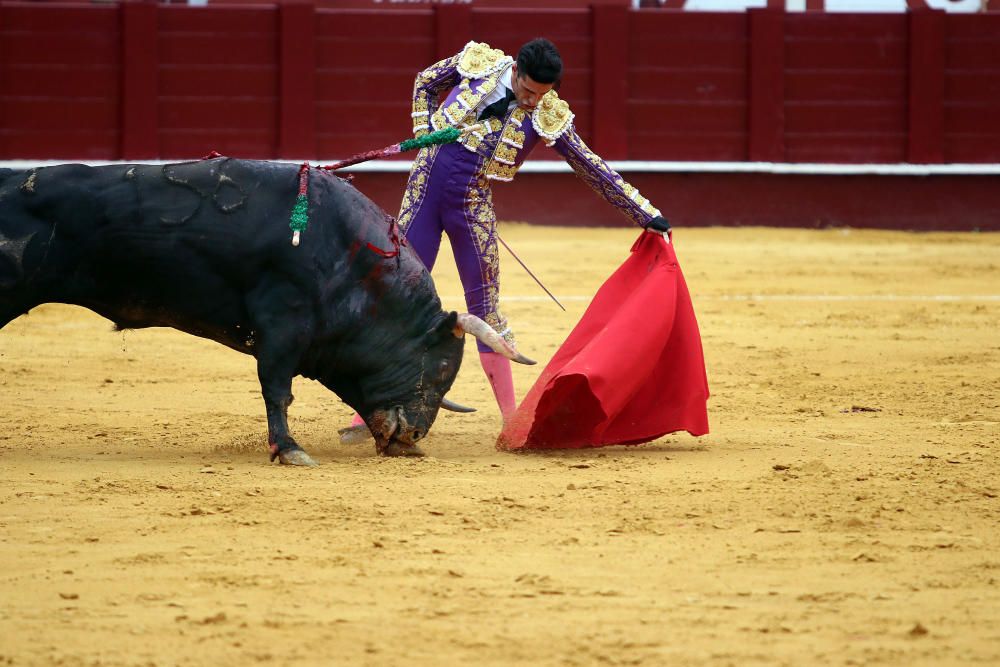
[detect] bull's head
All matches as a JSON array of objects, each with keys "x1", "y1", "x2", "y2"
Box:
[{"x1": 363, "y1": 312, "x2": 535, "y2": 457}]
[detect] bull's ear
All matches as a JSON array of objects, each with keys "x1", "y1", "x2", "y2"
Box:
[{"x1": 429, "y1": 311, "x2": 461, "y2": 339}]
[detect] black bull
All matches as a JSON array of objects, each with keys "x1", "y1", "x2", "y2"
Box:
[{"x1": 0, "y1": 158, "x2": 531, "y2": 464}]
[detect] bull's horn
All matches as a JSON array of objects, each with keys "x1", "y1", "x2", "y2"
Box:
[
  {"x1": 441, "y1": 398, "x2": 476, "y2": 413},
  {"x1": 456, "y1": 313, "x2": 536, "y2": 365}
]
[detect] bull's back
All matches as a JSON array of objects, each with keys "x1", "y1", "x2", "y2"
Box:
[
  {"x1": 91, "y1": 160, "x2": 298, "y2": 274},
  {"x1": 1, "y1": 160, "x2": 304, "y2": 340}
]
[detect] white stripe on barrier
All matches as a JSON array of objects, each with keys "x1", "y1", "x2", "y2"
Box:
[{"x1": 3, "y1": 159, "x2": 1000, "y2": 176}]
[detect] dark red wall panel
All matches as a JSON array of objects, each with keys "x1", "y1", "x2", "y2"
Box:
[
  {"x1": 785, "y1": 70, "x2": 907, "y2": 100},
  {"x1": 315, "y1": 9, "x2": 434, "y2": 157},
  {"x1": 630, "y1": 69, "x2": 746, "y2": 102},
  {"x1": 628, "y1": 12, "x2": 748, "y2": 161},
  {"x1": 783, "y1": 13, "x2": 909, "y2": 163},
  {"x1": 1, "y1": 3, "x2": 999, "y2": 164},
  {"x1": 0, "y1": 3, "x2": 120, "y2": 159},
  {"x1": 943, "y1": 14, "x2": 1000, "y2": 162},
  {"x1": 158, "y1": 5, "x2": 274, "y2": 32},
  {"x1": 159, "y1": 65, "x2": 277, "y2": 98},
  {"x1": 2, "y1": 65, "x2": 118, "y2": 98},
  {"x1": 155, "y1": 6, "x2": 277, "y2": 158}
]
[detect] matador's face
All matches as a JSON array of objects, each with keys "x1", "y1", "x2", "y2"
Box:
[{"x1": 511, "y1": 63, "x2": 555, "y2": 113}]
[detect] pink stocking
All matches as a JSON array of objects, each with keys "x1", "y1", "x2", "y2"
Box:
[
  {"x1": 350, "y1": 413, "x2": 365, "y2": 427},
  {"x1": 479, "y1": 351, "x2": 516, "y2": 421}
]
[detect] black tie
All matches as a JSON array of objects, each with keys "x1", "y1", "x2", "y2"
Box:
[{"x1": 478, "y1": 87, "x2": 516, "y2": 121}]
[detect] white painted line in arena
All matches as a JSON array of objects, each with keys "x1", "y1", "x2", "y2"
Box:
[
  {"x1": 703, "y1": 294, "x2": 1000, "y2": 302},
  {"x1": 480, "y1": 294, "x2": 1000, "y2": 303}
]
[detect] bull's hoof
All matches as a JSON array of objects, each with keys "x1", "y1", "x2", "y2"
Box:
[
  {"x1": 277, "y1": 448, "x2": 319, "y2": 467},
  {"x1": 379, "y1": 441, "x2": 425, "y2": 458},
  {"x1": 338, "y1": 424, "x2": 373, "y2": 446}
]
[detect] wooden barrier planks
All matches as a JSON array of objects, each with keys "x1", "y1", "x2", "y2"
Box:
[
  {"x1": 0, "y1": 3, "x2": 998, "y2": 164},
  {"x1": 0, "y1": 3, "x2": 120, "y2": 159}
]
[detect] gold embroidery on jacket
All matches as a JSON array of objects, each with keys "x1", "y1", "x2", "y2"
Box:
[
  {"x1": 443, "y1": 101, "x2": 465, "y2": 125},
  {"x1": 485, "y1": 161, "x2": 518, "y2": 182},
  {"x1": 464, "y1": 132, "x2": 484, "y2": 152},
  {"x1": 494, "y1": 142, "x2": 518, "y2": 166},
  {"x1": 501, "y1": 123, "x2": 525, "y2": 148},
  {"x1": 555, "y1": 128, "x2": 660, "y2": 227},
  {"x1": 532, "y1": 90, "x2": 574, "y2": 143},
  {"x1": 456, "y1": 41, "x2": 512, "y2": 79},
  {"x1": 457, "y1": 87, "x2": 479, "y2": 110},
  {"x1": 411, "y1": 53, "x2": 462, "y2": 138},
  {"x1": 432, "y1": 70, "x2": 506, "y2": 140}
]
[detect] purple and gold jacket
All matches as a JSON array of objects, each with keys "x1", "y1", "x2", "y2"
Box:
[{"x1": 410, "y1": 41, "x2": 661, "y2": 228}]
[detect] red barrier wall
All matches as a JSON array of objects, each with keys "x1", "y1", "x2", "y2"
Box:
[
  {"x1": 628, "y1": 12, "x2": 748, "y2": 161},
  {"x1": 784, "y1": 14, "x2": 908, "y2": 163},
  {"x1": 157, "y1": 6, "x2": 280, "y2": 158},
  {"x1": 945, "y1": 15, "x2": 1000, "y2": 162},
  {"x1": 1, "y1": 3, "x2": 998, "y2": 230},
  {"x1": 0, "y1": 4, "x2": 121, "y2": 159},
  {"x1": 314, "y1": 9, "x2": 434, "y2": 156},
  {"x1": 2, "y1": 2, "x2": 999, "y2": 164}
]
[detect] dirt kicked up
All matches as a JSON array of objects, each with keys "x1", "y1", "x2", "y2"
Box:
[{"x1": 1, "y1": 226, "x2": 998, "y2": 666}]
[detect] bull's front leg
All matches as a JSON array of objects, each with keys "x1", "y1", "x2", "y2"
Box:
[
  {"x1": 248, "y1": 282, "x2": 318, "y2": 467},
  {"x1": 257, "y1": 356, "x2": 317, "y2": 467},
  {"x1": 246, "y1": 302, "x2": 317, "y2": 466}
]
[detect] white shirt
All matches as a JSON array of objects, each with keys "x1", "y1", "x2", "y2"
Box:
[{"x1": 474, "y1": 65, "x2": 515, "y2": 118}]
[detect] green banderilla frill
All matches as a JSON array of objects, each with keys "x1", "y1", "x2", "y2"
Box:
[
  {"x1": 289, "y1": 163, "x2": 310, "y2": 246},
  {"x1": 289, "y1": 193, "x2": 309, "y2": 233},
  {"x1": 399, "y1": 126, "x2": 461, "y2": 152}
]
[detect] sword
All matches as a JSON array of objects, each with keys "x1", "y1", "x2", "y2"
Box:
[{"x1": 497, "y1": 233, "x2": 565, "y2": 312}]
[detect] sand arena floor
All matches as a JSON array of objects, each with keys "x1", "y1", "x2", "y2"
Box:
[{"x1": 1, "y1": 225, "x2": 998, "y2": 666}]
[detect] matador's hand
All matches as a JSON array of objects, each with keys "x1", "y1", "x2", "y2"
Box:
[{"x1": 644, "y1": 216, "x2": 671, "y2": 234}]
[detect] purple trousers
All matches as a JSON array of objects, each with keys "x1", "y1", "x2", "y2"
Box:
[{"x1": 398, "y1": 143, "x2": 510, "y2": 353}]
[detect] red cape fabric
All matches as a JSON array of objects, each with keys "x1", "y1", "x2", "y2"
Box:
[{"x1": 499, "y1": 231, "x2": 709, "y2": 450}]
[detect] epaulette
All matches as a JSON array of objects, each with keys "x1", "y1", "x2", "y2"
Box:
[
  {"x1": 456, "y1": 41, "x2": 512, "y2": 79},
  {"x1": 531, "y1": 90, "x2": 575, "y2": 143}
]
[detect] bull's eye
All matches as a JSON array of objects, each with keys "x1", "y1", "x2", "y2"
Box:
[{"x1": 438, "y1": 360, "x2": 451, "y2": 380}]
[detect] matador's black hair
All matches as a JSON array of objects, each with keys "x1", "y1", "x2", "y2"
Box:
[{"x1": 516, "y1": 38, "x2": 562, "y2": 85}]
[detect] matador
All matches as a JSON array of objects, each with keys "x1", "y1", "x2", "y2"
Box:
[{"x1": 346, "y1": 38, "x2": 670, "y2": 437}]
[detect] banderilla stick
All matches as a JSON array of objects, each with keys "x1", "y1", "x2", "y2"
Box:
[{"x1": 496, "y1": 233, "x2": 565, "y2": 312}]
